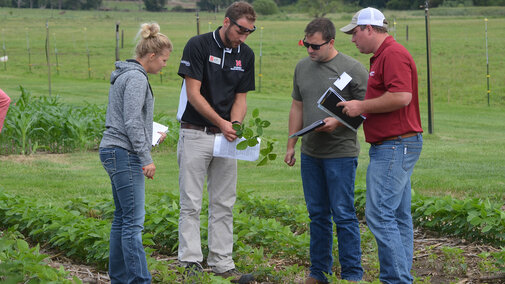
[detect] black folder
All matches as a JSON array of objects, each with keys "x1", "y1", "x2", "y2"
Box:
[
  {"x1": 288, "y1": 119, "x2": 325, "y2": 138},
  {"x1": 317, "y1": 87, "x2": 365, "y2": 132}
]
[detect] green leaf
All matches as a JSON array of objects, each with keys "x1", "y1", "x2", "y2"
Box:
[
  {"x1": 268, "y1": 153, "x2": 277, "y2": 160},
  {"x1": 16, "y1": 239, "x2": 29, "y2": 251},
  {"x1": 243, "y1": 128, "x2": 254, "y2": 139},
  {"x1": 237, "y1": 140, "x2": 248, "y2": 150},
  {"x1": 260, "y1": 148, "x2": 271, "y2": 156},
  {"x1": 232, "y1": 124, "x2": 242, "y2": 131},
  {"x1": 247, "y1": 138, "x2": 259, "y2": 147},
  {"x1": 261, "y1": 120, "x2": 271, "y2": 128},
  {"x1": 256, "y1": 127, "x2": 263, "y2": 136},
  {"x1": 257, "y1": 157, "x2": 268, "y2": 166},
  {"x1": 252, "y1": 108, "x2": 259, "y2": 118},
  {"x1": 482, "y1": 225, "x2": 493, "y2": 233}
]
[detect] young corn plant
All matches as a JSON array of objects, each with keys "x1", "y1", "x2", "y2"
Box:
[{"x1": 0, "y1": 86, "x2": 106, "y2": 154}]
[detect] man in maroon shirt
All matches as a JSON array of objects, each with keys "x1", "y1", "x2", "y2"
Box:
[{"x1": 338, "y1": 7, "x2": 423, "y2": 284}]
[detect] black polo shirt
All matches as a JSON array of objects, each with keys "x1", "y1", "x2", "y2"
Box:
[{"x1": 176, "y1": 27, "x2": 255, "y2": 127}]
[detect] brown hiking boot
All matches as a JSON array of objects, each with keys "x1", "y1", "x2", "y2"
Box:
[{"x1": 214, "y1": 268, "x2": 255, "y2": 283}]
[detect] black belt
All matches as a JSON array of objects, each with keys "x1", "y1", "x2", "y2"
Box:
[{"x1": 180, "y1": 123, "x2": 221, "y2": 134}]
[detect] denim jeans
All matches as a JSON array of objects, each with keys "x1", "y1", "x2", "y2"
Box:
[
  {"x1": 99, "y1": 147, "x2": 151, "y2": 284},
  {"x1": 300, "y1": 153, "x2": 363, "y2": 282},
  {"x1": 365, "y1": 134, "x2": 422, "y2": 284}
]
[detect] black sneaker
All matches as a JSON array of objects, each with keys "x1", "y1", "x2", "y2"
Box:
[
  {"x1": 214, "y1": 268, "x2": 255, "y2": 284},
  {"x1": 183, "y1": 262, "x2": 204, "y2": 279}
]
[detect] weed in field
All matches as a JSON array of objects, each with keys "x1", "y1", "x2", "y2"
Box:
[
  {"x1": 477, "y1": 252, "x2": 500, "y2": 274},
  {"x1": 440, "y1": 246, "x2": 467, "y2": 275}
]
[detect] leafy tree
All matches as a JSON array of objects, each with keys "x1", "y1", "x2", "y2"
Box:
[
  {"x1": 358, "y1": 0, "x2": 387, "y2": 8},
  {"x1": 253, "y1": 0, "x2": 279, "y2": 15},
  {"x1": 474, "y1": 0, "x2": 505, "y2": 5},
  {"x1": 298, "y1": 0, "x2": 343, "y2": 17},
  {"x1": 197, "y1": 0, "x2": 239, "y2": 12},
  {"x1": 6, "y1": 0, "x2": 101, "y2": 9},
  {"x1": 386, "y1": 0, "x2": 411, "y2": 9},
  {"x1": 144, "y1": 0, "x2": 167, "y2": 11},
  {"x1": 275, "y1": 0, "x2": 297, "y2": 6}
]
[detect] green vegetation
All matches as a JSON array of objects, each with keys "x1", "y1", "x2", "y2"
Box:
[
  {"x1": 0, "y1": 87, "x2": 106, "y2": 154},
  {"x1": 253, "y1": 0, "x2": 279, "y2": 15},
  {"x1": 0, "y1": 6, "x2": 505, "y2": 283},
  {"x1": 0, "y1": 229, "x2": 81, "y2": 283}
]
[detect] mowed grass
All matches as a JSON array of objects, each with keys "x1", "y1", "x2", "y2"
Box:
[{"x1": 0, "y1": 7, "x2": 504, "y2": 206}]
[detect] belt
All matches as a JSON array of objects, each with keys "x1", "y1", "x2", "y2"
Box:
[
  {"x1": 373, "y1": 132, "x2": 419, "y2": 145},
  {"x1": 180, "y1": 122, "x2": 221, "y2": 134}
]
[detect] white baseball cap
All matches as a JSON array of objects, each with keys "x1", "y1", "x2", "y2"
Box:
[{"x1": 340, "y1": 7, "x2": 388, "y2": 34}]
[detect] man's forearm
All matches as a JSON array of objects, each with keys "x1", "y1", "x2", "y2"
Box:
[
  {"x1": 362, "y1": 91, "x2": 412, "y2": 114},
  {"x1": 230, "y1": 93, "x2": 247, "y2": 123}
]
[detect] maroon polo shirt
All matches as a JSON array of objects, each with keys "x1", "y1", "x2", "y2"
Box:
[{"x1": 363, "y1": 36, "x2": 423, "y2": 144}]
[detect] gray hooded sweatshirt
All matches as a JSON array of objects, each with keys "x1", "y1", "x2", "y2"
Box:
[{"x1": 100, "y1": 60, "x2": 154, "y2": 166}]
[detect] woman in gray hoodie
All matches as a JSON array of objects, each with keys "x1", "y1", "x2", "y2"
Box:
[{"x1": 99, "y1": 22, "x2": 172, "y2": 283}]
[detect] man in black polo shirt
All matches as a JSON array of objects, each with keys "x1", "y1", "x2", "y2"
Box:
[{"x1": 175, "y1": 1, "x2": 256, "y2": 283}]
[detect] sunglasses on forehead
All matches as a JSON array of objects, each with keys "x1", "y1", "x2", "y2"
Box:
[
  {"x1": 302, "y1": 37, "x2": 331, "y2": 50},
  {"x1": 228, "y1": 17, "x2": 256, "y2": 34}
]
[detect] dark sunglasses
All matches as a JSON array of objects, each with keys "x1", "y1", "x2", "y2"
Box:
[
  {"x1": 302, "y1": 37, "x2": 331, "y2": 50},
  {"x1": 229, "y1": 17, "x2": 256, "y2": 34}
]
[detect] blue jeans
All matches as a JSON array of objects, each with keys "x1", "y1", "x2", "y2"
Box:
[
  {"x1": 301, "y1": 154, "x2": 363, "y2": 282},
  {"x1": 365, "y1": 134, "x2": 422, "y2": 284},
  {"x1": 99, "y1": 147, "x2": 151, "y2": 284}
]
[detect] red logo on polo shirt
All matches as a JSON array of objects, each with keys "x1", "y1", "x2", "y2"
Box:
[{"x1": 235, "y1": 60, "x2": 242, "y2": 67}]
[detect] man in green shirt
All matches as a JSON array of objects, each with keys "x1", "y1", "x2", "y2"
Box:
[{"x1": 284, "y1": 17, "x2": 368, "y2": 284}]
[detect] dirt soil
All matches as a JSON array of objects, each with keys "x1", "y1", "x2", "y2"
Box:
[{"x1": 40, "y1": 228, "x2": 505, "y2": 284}]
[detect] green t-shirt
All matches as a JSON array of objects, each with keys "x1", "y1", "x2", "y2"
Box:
[{"x1": 292, "y1": 52, "x2": 368, "y2": 158}]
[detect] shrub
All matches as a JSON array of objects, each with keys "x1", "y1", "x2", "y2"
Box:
[
  {"x1": 144, "y1": 0, "x2": 167, "y2": 11},
  {"x1": 253, "y1": 0, "x2": 279, "y2": 15}
]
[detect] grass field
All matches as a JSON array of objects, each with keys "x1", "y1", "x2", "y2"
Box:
[
  {"x1": 1, "y1": 6, "x2": 504, "y2": 202},
  {"x1": 1, "y1": 5, "x2": 505, "y2": 283}
]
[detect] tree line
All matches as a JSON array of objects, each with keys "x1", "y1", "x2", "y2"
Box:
[
  {"x1": 0, "y1": 0, "x2": 504, "y2": 13},
  {"x1": 197, "y1": 0, "x2": 505, "y2": 12},
  {"x1": 0, "y1": 0, "x2": 103, "y2": 9}
]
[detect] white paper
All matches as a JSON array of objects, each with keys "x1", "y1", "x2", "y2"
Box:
[
  {"x1": 152, "y1": 122, "x2": 169, "y2": 146},
  {"x1": 213, "y1": 135, "x2": 260, "y2": 161},
  {"x1": 333, "y1": 72, "x2": 352, "y2": 91}
]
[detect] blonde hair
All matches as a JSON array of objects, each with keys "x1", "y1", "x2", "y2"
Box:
[{"x1": 135, "y1": 22, "x2": 172, "y2": 58}]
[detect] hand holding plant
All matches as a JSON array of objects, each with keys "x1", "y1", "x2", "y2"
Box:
[{"x1": 232, "y1": 108, "x2": 276, "y2": 166}]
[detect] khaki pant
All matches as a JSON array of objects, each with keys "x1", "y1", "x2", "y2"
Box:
[{"x1": 177, "y1": 128, "x2": 237, "y2": 273}]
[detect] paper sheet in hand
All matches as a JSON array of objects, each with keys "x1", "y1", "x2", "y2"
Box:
[
  {"x1": 288, "y1": 119, "x2": 325, "y2": 138},
  {"x1": 333, "y1": 72, "x2": 352, "y2": 91},
  {"x1": 213, "y1": 135, "x2": 260, "y2": 161},
  {"x1": 152, "y1": 122, "x2": 168, "y2": 146},
  {"x1": 317, "y1": 87, "x2": 365, "y2": 132}
]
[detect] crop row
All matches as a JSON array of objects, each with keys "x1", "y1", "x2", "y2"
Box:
[
  {"x1": 0, "y1": 190, "x2": 316, "y2": 282},
  {"x1": 0, "y1": 86, "x2": 179, "y2": 155},
  {"x1": 64, "y1": 187, "x2": 505, "y2": 255},
  {"x1": 61, "y1": 187, "x2": 505, "y2": 279},
  {"x1": 64, "y1": 191, "x2": 314, "y2": 262},
  {"x1": 0, "y1": 228, "x2": 81, "y2": 283},
  {"x1": 2, "y1": 187, "x2": 505, "y2": 282}
]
